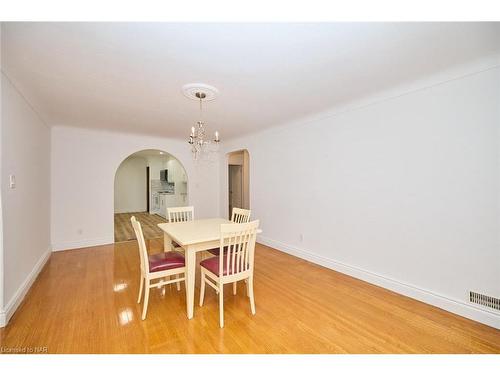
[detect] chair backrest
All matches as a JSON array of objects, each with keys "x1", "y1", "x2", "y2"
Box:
[
  {"x1": 130, "y1": 216, "x2": 148, "y2": 274},
  {"x1": 219, "y1": 220, "x2": 259, "y2": 278},
  {"x1": 231, "y1": 207, "x2": 251, "y2": 223},
  {"x1": 167, "y1": 206, "x2": 194, "y2": 223}
]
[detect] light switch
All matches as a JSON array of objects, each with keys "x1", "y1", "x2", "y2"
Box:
[{"x1": 9, "y1": 174, "x2": 16, "y2": 189}]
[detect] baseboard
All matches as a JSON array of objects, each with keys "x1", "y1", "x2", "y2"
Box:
[
  {"x1": 0, "y1": 248, "x2": 51, "y2": 328},
  {"x1": 257, "y1": 235, "x2": 500, "y2": 330},
  {"x1": 51, "y1": 236, "x2": 114, "y2": 252}
]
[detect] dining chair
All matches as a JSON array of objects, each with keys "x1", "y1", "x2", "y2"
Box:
[
  {"x1": 231, "y1": 207, "x2": 252, "y2": 224},
  {"x1": 131, "y1": 216, "x2": 186, "y2": 320},
  {"x1": 199, "y1": 220, "x2": 259, "y2": 328},
  {"x1": 207, "y1": 207, "x2": 251, "y2": 256},
  {"x1": 166, "y1": 206, "x2": 194, "y2": 251},
  {"x1": 167, "y1": 206, "x2": 194, "y2": 223}
]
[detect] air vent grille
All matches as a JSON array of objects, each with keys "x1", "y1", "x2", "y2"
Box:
[{"x1": 469, "y1": 291, "x2": 500, "y2": 311}]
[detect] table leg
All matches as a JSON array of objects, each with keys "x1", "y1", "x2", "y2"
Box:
[
  {"x1": 163, "y1": 232, "x2": 173, "y2": 252},
  {"x1": 185, "y1": 247, "x2": 196, "y2": 319}
]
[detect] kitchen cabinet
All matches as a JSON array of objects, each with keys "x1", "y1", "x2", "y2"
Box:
[
  {"x1": 158, "y1": 193, "x2": 183, "y2": 218},
  {"x1": 167, "y1": 168, "x2": 175, "y2": 183},
  {"x1": 165, "y1": 194, "x2": 178, "y2": 211},
  {"x1": 152, "y1": 192, "x2": 160, "y2": 213},
  {"x1": 159, "y1": 194, "x2": 166, "y2": 218},
  {"x1": 165, "y1": 159, "x2": 175, "y2": 183}
]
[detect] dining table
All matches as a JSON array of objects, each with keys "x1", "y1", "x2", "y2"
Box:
[{"x1": 157, "y1": 217, "x2": 262, "y2": 319}]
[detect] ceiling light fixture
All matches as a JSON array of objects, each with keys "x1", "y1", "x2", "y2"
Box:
[{"x1": 182, "y1": 83, "x2": 220, "y2": 161}]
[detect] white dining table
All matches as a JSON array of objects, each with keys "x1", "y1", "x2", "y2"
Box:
[{"x1": 157, "y1": 218, "x2": 261, "y2": 319}]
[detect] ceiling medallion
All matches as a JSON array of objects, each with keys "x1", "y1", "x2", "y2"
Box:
[{"x1": 183, "y1": 83, "x2": 220, "y2": 162}]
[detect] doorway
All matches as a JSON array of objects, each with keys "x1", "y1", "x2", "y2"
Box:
[
  {"x1": 227, "y1": 150, "x2": 250, "y2": 218},
  {"x1": 114, "y1": 149, "x2": 189, "y2": 242},
  {"x1": 229, "y1": 165, "x2": 243, "y2": 216}
]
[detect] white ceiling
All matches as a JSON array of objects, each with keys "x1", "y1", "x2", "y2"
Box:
[{"x1": 2, "y1": 22, "x2": 500, "y2": 140}]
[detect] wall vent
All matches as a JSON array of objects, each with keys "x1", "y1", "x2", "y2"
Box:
[{"x1": 469, "y1": 291, "x2": 500, "y2": 311}]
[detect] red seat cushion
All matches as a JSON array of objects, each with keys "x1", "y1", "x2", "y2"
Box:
[
  {"x1": 200, "y1": 256, "x2": 247, "y2": 276},
  {"x1": 148, "y1": 251, "x2": 185, "y2": 273}
]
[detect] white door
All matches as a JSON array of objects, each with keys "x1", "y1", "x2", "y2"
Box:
[{"x1": 228, "y1": 165, "x2": 243, "y2": 217}]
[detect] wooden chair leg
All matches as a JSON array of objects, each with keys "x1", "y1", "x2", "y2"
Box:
[
  {"x1": 175, "y1": 274, "x2": 181, "y2": 291},
  {"x1": 248, "y1": 276, "x2": 256, "y2": 315},
  {"x1": 232, "y1": 281, "x2": 237, "y2": 295},
  {"x1": 137, "y1": 276, "x2": 144, "y2": 303},
  {"x1": 219, "y1": 282, "x2": 224, "y2": 328},
  {"x1": 142, "y1": 280, "x2": 150, "y2": 320},
  {"x1": 246, "y1": 277, "x2": 250, "y2": 297},
  {"x1": 199, "y1": 271, "x2": 206, "y2": 306}
]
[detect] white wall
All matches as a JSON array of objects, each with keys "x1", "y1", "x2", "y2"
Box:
[
  {"x1": 114, "y1": 156, "x2": 147, "y2": 213},
  {"x1": 1, "y1": 73, "x2": 51, "y2": 326},
  {"x1": 51, "y1": 126, "x2": 219, "y2": 251},
  {"x1": 0, "y1": 25, "x2": 4, "y2": 322},
  {"x1": 0, "y1": 27, "x2": 4, "y2": 321},
  {"x1": 221, "y1": 65, "x2": 500, "y2": 328}
]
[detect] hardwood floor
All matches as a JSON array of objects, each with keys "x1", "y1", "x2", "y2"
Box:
[
  {"x1": 114, "y1": 212, "x2": 164, "y2": 242},
  {"x1": 1, "y1": 240, "x2": 499, "y2": 354}
]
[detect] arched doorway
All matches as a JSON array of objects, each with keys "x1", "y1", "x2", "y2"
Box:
[
  {"x1": 227, "y1": 149, "x2": 250, "y2": 219},
  {"x1": 114, "y1": 149, "x2": 188, "y2": 242}
]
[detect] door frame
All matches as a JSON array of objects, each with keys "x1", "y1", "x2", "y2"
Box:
[
  {"x1": 228, "y1": 164, "x2": 243, "y2": 217},
  {"x1": 146, "y1": 166, "x2": 150, "y2": 212},
  {"x1": 226, "y1": 149, "x2": 250, "y2": 219}
]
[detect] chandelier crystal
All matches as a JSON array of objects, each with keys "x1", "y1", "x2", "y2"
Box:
[{"x1": 187, "y1": 91, "x2": 220, "y2": 161}]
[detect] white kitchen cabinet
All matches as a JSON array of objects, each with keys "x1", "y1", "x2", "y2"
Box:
[
  {"x1": 164, "y1": 158, "x2": 175, "y2": 183},
  {"x1": 165, "y1": 194, "x2": 176, "y2": 210},
  {"x1": 167, "y1": 166, "x2": 175, "y2": 183},
  {"x1": 159, "y1": 194, "x2": 166, "y2": 218},
  {"x1": 151, "y1": 192, "x2": 160, "y2": 213},
  {"x1": 158, "y1": 193, "x2": 183, "y2": 217}
]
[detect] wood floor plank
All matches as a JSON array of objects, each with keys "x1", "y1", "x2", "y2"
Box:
[
  {"x1": 114, "y1": 212, "x2": 164, "y2": 242},
  {"x1": 0, "y1": 240, "x2": 499, "y2": 353}
]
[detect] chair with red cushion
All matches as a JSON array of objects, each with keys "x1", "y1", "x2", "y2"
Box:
[
  {"x1": 166, "y1": 206, "x2": 194, "y2": 250},
  {"x1": 199, "y1": 220, "x2": 259, "y2": 328},
  {"x1": 131, "y1": 216, "x2": 186, "y2": 320},
  {"x1": 207, "y1": 208, "x2": 251, "y2": 256}
]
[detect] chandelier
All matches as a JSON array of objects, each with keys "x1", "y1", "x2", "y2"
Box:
[{"x1": 183, "y1": 84, "x2": 220, "y2": 161}]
